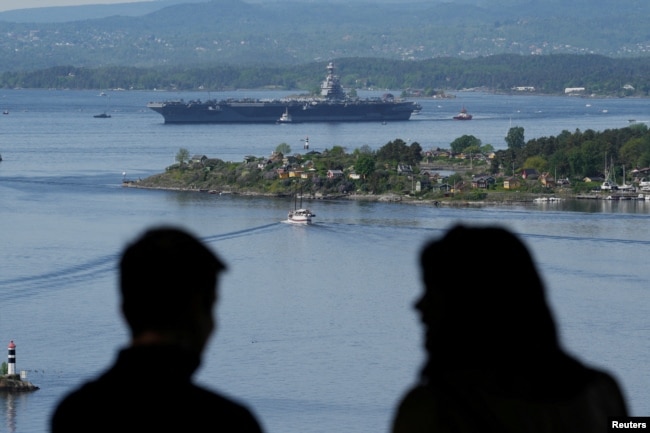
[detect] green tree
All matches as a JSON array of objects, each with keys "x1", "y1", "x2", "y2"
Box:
[
  {"x1": 465, "y1": 144, "x2": 482, "y2": 169},
  {"x1": 480, "y1": 143, "x2": 495, "y2": 153},
  {"x1": 409, "y1": 141, "x2": 423, "y2": 165},
  {"x1": 450, "y1": 135, "x2": 481, "y2": 154},
  {"x1": 275, "y1": 143, "x2": 291, "y2": 155},
  {"x1": 354, "y1": 153, "x2": 376, "y2": 179},
  {"x1": 175, "y1": 148, "x2": 190, "y2": 165},
  {"x1": 620, "y1": 136, "x2": 650, "y2": 169},
  {"x1": 376, "y1": 139, "x2": 407, "y2": 166},
  {"x1": 523, "y1": 155, "x2": 548, "y2": 173},
  {"x1": 354, "y1": 144, "x2": 373, "y2": 156},
  {"x1": 505, "y1": 126, "x2": 525, "y2": 150}
]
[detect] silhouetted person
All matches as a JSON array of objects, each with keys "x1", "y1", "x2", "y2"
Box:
[
  {"x1": 51, "y1": 227, "x2": 264, "y2": 433},
  {"x1": 392, "y1": 225, "x2": 627, "y2": 433}
]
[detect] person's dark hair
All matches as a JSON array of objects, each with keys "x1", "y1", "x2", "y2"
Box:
[
  {"x1": 419, "y1": 225, "x2": 559, "y2": 375},
  {"x1": 119, "y1": 227, "x2": 226, "y2": 336}
]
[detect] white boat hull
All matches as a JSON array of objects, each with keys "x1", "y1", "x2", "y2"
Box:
[{"x1": 287, "y1": 208, "x2": 314, "y2": 224}]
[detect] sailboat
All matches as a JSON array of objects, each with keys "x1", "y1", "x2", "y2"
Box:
[
  {"x1": 618, "y1": 166, "x2": 635, "y2": 191},
  {"x1": 287, "y1": 183, "x2": 315, "y2": 224},
  {"x1": 600, "y1": 156, "x2": 618, "y2": 191}
]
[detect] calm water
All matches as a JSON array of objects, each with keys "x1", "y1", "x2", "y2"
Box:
[{"x1": 0, "y1": 90, "x2": 649, "y2": 433}]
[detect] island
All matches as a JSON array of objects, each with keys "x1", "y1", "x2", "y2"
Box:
[{"x1": 125, "y1": 125, "x2": 650, "y2": 205}]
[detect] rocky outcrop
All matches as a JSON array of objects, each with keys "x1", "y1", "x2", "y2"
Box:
[{"x1": 0, "y1": 375, "x2": 39, "y2": 392}]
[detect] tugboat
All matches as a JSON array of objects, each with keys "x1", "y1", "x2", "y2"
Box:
[
  {"x1": 277, "y1": 108, "x2": 292, "y2": 123},
  {"x1": 453, "y1": 106, "x2": 473, "y2": 120}
]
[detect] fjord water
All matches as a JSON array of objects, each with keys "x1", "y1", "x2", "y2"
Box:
[{"x1": 1, "y1": 89, "x2": 649, "y2": 433}]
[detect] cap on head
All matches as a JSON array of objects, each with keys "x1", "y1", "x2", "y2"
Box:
[{"x1": 119, "y1": 227, "x2": 226, "y2": 336}]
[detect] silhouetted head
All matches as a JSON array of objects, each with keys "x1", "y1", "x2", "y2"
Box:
[
  {"x1": 417, "y1": 225, "x2": 559, "y2": 375},
  {"x1": 119, "y1": 227, "x2": 225, "y2": 352}
]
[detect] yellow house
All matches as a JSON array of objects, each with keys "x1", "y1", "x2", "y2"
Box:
[{"x1": 504, "y1": 177, "x2": 521, "y2": 190}]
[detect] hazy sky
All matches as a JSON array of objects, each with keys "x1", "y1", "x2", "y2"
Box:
[{"x1": 0, "y1": 1, "x2": 151, "y2": 13}]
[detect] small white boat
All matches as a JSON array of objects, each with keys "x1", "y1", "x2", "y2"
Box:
[
  {"x1": 287, "y1": 184, "x2": 315, "y2": 224},
  {"x1": 533, "y1": 196, "x2": 562, "y2": 203},
  {"x1": 618, "y1": 183, "x2": 635, "y2": 191},
  {"x1": 277, "y1": 108, "x2": 292, "y2": 123},
  {"x1": 288, "y1": 208, "x2": 315, "y2": 224},
  {"x1": 600, "y1": 180, "x2": 618, "y2": 191}
]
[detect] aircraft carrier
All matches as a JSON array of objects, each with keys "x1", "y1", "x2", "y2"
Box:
[{"x1": 147, "y1": 63, "x2": 421, "y2": 124}]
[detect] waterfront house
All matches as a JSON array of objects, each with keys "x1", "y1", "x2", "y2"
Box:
[
  {"x1": 276, "y1": 168, "x2": 289, "y2": 179},
  {"x1": 327, "y1": 169, "x2": 344, "y2": 179},
  {"x1": 349, "y1": 172, "x2": 361, "y2": 180},
  {"x1": 397, "y1": 164, "x2": 413, "y2": 175},
  {"x1": 539, "y1": 172, "x2": 555, "y2": 188},
  {"x1": 521, "y1": 169, "x2": 539, "y2": 180},
  {"x1": 471, "y1": 175, "x2": 495, "y2": 189},
  {"x1": 191, "y1": 155, "x2": 207, "y2": 165},
  {"x1": 504, "y1": 177, "x2": 521, "y2": 190}
]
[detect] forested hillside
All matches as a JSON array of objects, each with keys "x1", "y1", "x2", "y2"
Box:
[
  {"x1": 0, "y1": 0, "x2": 649, "y2": 72},
  {"x1": 2, "y1": 55, "x2": 649, "y2": 96}
]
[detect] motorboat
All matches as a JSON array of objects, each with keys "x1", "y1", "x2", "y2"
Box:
[
  {"x1": 288, "y1": 207, "x2": 315, "y2": 224},
  {"x1": 600, "y1": 180, "x2": 618, "y2": 191},
  {"x1": 287, "y1": 184, "x2": 315, "y2": 224}
]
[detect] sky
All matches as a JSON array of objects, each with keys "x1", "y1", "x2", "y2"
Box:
[{"x1": 0, "y1": 0, "x2": 150, "y2": 13}]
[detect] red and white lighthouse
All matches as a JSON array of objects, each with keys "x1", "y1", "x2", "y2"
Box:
[{"x1": 7, "y1": 340, "x2": 16, "y2": 375}]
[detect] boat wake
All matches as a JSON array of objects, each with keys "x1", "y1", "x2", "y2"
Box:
[
  {"x1": 202, "y1": 223, "x2": 281, "y2": 243},
  {"x1": 0, "y1": 254, "x2": 116, "y2": 299},
  {"x1": 0, "y1": 224, "x2": 282, "y2": 299}
]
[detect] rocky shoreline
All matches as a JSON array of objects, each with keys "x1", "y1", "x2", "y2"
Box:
[
  {"x1": 0, "y1": 375, "x2": 39, "y2": 392},
  {"x1": 124, "y1": 180, "x2": 637, "y2": 207}
]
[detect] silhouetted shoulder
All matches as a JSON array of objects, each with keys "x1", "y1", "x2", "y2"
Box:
[
  {"x1": 392, "y1": 366, "x2": 627, "y2": 433},
  {"x1": 392, "y1": 386, "x2": 439, "y2": 433},
  {"x1": 52, "y1": 380, "x2": 264, "y2": 433}
]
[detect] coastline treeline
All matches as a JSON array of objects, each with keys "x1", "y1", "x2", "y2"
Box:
[
  {"x1": 135, "y1": 123, "x2": 650, "y2": 199},
  {"x1": 492, "y1": 123, "x2": 650, "y2": 183},
  {"x1": 2, "y1": 55, "x2": 650, "y2": 96}
]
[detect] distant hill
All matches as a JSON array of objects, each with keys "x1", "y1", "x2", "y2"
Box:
[
  {"x1": 0, "y1": 0, "x2": 195, "y2": 23},
  {"x1": 0, "y1": 0, "x2": 648, "y2": 72}
]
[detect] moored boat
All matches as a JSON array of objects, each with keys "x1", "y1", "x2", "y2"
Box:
[{"x1": 147, "y1": 63, "x2": 421, "y2": 124}]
